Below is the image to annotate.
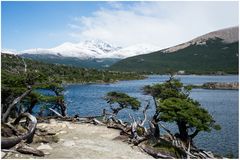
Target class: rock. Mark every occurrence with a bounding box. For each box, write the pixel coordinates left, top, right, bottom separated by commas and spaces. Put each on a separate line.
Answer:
62, 140, 76, 147
202, 82, 239, 90
15, 154, 19, 158
61, 124, 67, 128
33, 135, 59, 143
43, 151, 50, 155
73, 137, 79, 140
37, 143, 53, 150
1, 152, 6, 158
59, 130, 67, 134
49, 119, 57, 125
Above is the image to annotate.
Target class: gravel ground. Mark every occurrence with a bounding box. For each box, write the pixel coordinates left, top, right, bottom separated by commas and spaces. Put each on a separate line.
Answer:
3, 119, 152, 159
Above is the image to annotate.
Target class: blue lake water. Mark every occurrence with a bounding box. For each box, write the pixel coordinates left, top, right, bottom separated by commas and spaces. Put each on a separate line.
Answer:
63, 75, 239, 157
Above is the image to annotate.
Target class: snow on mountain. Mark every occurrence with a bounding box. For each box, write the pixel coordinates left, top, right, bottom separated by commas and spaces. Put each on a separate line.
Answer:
163, 26, 239, 53
19, 40, 159, 59
109, 44, 161, 58
21, 40, 121, 59
1, 48, 18, 55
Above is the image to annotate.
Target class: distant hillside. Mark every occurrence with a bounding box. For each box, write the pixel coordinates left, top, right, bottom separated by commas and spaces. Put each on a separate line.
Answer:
1, 53, 144, 85
110, 27, 239, 74
20, 53, 120, 69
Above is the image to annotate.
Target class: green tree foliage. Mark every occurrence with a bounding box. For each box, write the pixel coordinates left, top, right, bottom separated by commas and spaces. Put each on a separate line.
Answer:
104, 91, 141, 115
144, 76, 220, 142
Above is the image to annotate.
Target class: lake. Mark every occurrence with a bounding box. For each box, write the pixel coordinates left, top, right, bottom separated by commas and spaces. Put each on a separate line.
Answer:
63, 75, 239, 157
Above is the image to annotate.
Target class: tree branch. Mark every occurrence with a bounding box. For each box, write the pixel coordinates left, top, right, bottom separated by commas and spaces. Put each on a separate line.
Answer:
2, 87, 32, 123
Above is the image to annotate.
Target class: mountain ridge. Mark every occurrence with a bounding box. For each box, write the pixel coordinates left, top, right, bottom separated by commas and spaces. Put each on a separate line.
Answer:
163, 26, 238, 53
110, 26, 239, 74
6, 40, 160, 59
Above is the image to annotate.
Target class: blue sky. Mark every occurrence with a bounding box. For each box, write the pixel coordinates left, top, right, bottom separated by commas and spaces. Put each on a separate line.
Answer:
2, 1, 111, 50
1, 1, 239, 51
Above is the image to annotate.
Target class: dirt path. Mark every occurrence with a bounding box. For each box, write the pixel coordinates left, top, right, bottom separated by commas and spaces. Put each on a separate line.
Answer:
5, 119, 152, 159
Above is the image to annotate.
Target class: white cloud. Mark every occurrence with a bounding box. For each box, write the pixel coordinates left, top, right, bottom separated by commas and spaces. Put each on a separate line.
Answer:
68, 1, 238, 49
67, 24, 82, 29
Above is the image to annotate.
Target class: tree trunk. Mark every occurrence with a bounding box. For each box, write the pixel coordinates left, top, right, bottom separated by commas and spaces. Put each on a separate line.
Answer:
27, 99, 38, 114
57, 99, 67, 117
149, 117, 160, 140
177, 121, 188, 142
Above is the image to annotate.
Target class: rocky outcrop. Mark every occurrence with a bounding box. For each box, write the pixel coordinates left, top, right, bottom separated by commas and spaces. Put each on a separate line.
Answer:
202, 82, 239, 90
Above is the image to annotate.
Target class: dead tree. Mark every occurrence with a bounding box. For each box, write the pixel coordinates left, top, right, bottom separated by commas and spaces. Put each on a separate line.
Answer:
2, 87, 32, 123
1, 113, 37, 149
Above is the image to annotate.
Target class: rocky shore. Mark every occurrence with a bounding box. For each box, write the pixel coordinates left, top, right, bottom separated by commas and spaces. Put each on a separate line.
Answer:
190, 82, 239, 90
202, 82, 239, 90
2, 119, 152, 159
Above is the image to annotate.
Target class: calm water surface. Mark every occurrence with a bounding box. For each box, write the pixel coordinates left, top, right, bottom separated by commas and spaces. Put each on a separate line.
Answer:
64, 75, 239, 157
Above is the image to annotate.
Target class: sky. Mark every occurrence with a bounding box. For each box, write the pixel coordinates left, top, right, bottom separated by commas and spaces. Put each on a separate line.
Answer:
1, 1, 239, 51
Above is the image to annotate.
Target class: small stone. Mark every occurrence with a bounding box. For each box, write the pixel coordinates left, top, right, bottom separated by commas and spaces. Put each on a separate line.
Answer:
15, 154, 19, 158
59, 130, 67, 134
37, 143, 53, 150
58, 124, 66, 128
44, 151, 50, 155
73, 137, 79, 140
1, 152, 6, 158
49, 119, 57, 125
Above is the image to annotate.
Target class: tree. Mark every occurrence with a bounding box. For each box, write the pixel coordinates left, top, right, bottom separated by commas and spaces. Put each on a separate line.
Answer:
104, 91, 140, 116
144, 76, 220, 142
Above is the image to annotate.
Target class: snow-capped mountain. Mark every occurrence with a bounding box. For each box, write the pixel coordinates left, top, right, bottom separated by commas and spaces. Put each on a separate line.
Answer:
21, 40, 121, 59
110, 44, 161, 58
1, 48, 18, 55
18, 40, 160, 59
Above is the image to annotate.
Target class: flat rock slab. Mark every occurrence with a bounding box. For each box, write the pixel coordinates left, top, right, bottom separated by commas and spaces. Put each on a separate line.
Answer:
5, 122, 152, 159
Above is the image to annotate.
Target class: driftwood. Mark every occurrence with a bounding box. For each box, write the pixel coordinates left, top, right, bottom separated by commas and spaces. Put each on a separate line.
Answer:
16, 142, 44, 157
139, 144, 175, 159
1, 113, 37, 149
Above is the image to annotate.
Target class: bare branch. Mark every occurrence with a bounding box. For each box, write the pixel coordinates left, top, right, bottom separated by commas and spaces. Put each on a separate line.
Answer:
49, 108, 63, 118
140, 101, 150, 126
2, 88, 32, 123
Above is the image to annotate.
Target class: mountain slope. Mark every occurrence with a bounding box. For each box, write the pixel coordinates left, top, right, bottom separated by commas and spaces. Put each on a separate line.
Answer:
110, 27, 239, 74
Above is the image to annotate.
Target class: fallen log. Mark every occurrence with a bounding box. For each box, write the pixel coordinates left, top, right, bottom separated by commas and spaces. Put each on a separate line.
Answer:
139, 144, 175, 159
16, 142, 44, 157
1, 113, 37, 149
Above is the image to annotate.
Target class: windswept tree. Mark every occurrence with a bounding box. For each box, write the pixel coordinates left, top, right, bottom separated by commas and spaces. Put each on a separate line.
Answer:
144, 76, 220, 143
104, 91, 140, 116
